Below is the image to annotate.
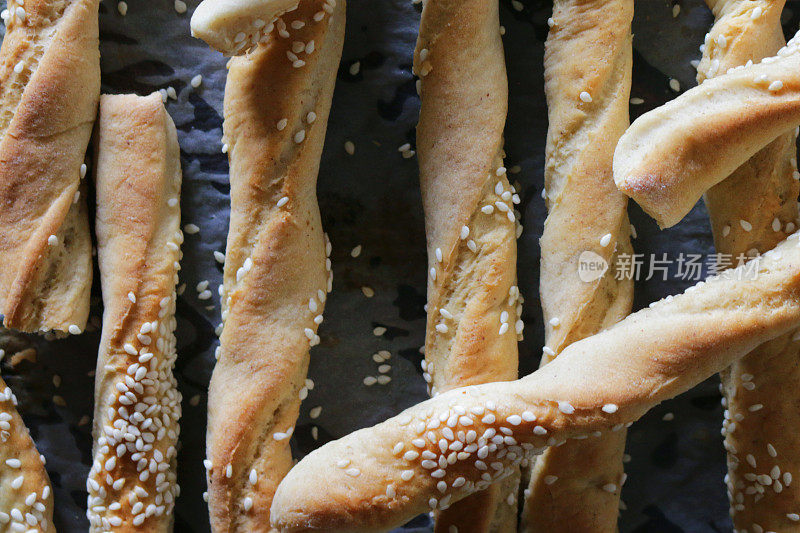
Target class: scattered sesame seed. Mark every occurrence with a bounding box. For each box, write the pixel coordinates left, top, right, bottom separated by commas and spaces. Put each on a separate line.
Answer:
174, 0, 187, 13
117, 1, 127, 15
344, 141, 355, 155
600, 233, 612, 247
579, 91, 592, 103
190, 74, 202, 88
669, 78, 680, 92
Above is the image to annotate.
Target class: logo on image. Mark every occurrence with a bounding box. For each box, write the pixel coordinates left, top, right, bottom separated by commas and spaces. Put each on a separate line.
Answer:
577, 251, 608, 283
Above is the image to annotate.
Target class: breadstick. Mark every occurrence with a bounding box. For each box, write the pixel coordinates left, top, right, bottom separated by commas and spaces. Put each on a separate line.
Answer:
613, 29, 800, 228
697, 2, 800, 530
0, 0, 99, 334
87, 93, 183, 532
201, 1, 344, 530
191, 0, 300, 56
521, 1, 634, 531
414, 0, 520, 529
271, 232, 800, 532
0, 379, 54, 531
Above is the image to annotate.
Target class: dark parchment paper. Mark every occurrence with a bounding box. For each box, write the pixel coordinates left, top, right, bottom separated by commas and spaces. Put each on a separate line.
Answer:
2, 0, 799, 531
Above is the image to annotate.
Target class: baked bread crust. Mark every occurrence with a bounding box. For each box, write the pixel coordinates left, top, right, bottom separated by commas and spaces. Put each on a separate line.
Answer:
271, 232, 800, 532
613, 30, 800, 228
88, 93, 183, 532
697, 2, 800, 530
414, 0, 520, 529
191, 0, 301, 56
204, 1, 344, 530
0, 0, 99, 334
0, 379, 54, 532
521, 1, 634, 531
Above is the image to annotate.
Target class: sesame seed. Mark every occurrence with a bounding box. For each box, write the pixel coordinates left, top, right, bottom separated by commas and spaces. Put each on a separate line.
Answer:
47, 234, 58, 246
662, 412, 674, 421
579, 91, 592, 103
277, 196, 289, 207
542, 346, 555, 356
558, 401, 575, 414
669, 78, 680, 92
769, 80, 784, 91
277, 118, 288, 131
544, 475, 558, 485
600, 233, 612, 247
117, 1, 127, 15
344, 141, 355, 155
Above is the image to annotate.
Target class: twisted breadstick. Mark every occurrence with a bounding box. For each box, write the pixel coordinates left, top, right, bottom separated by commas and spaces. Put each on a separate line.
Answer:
271, 232, 800, 532
191, 0, 300, 56
0, 0, 99, 334
202, 1, 344, 530
0, 379, 53, 531
521, 1, 634, 531
696, 3, 800, 529
614, 29, 800, 228
414, 0, 520, 529
88, 93, 183, 532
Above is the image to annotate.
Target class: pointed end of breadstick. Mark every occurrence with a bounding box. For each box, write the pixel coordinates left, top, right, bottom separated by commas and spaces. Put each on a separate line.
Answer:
190, 0, 299, 55
613, 138, 682, 229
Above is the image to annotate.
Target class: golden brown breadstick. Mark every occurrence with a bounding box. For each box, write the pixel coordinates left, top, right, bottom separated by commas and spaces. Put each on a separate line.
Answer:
271, 231, 800, 532
88, 93, 183, 532
0, 0, 99, 334
521, 1, 634, 531
414, 0, 520, 529
202, 1, 344, 530
697, 2, 800, 530
0, 378, 54, 532
614, 29, 800, 228
191, 0, 300, 56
